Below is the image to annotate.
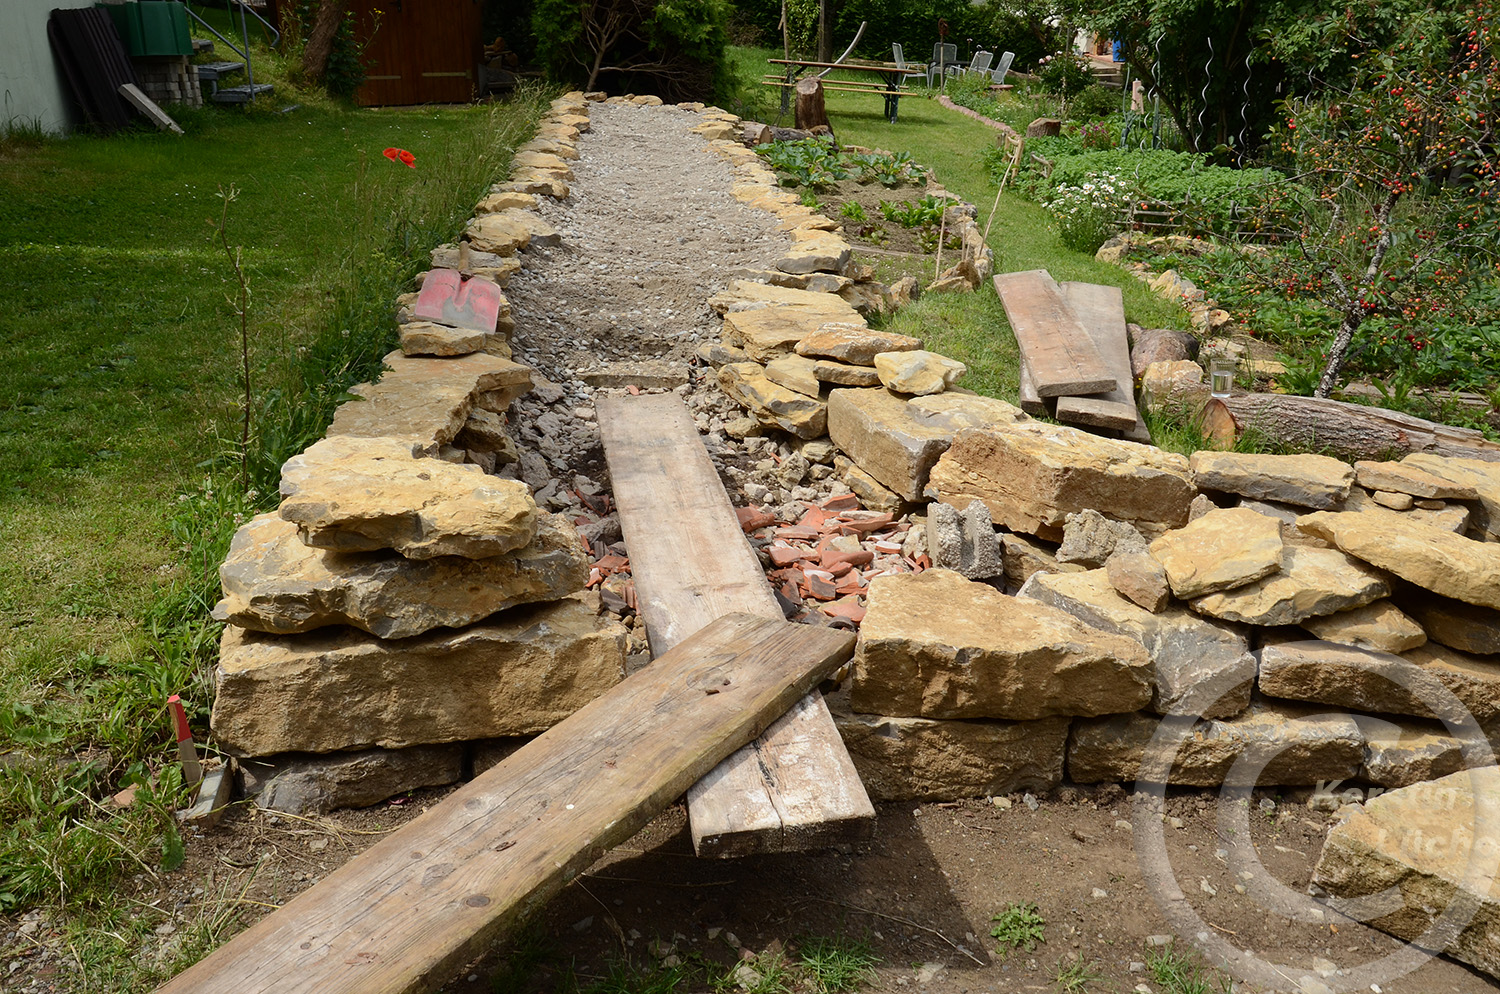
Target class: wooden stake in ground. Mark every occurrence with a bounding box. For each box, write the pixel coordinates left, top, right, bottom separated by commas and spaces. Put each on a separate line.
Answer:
150, 613, 855, 994
982, 133, 1024, 244
794, 77, 830, 132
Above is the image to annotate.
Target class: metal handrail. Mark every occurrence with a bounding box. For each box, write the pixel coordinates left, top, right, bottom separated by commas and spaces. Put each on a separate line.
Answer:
183, 2, 280, 98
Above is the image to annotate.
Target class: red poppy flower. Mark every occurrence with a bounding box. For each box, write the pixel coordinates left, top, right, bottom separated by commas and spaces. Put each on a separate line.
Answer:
383, 147, 416, 168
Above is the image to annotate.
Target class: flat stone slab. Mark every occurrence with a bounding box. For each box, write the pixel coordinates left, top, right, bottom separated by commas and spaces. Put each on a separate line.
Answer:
1191, 451, 1354, 509
1019, 568, 1254, 719
213, 512, 587, 639
795, 325, 922, 365
399, 321, 486, 357
1190, 545, 1389, 626
246, 745, 464, 815
1068, 703, 1365, 786
832, 707, 1069, 801
926, 421, 1195, 541
777, 231, 851, 275
851, 569, 1152, 721
326, 350, 533, 454
812, 359, 881, 387
1312, 767, 1500, 981
905, 394, 1029, 432
212, 594, 626, 757
763, 353, 822, 398
874, 350, 966, 396
1258, 639, 1500, 724
1356, 459, 1478, 500
1299, 508, 1500, 610
464, 210, 556, 255
722, 308, 864, 364
280, 436, 538, 558
1299, 599, 1426, 653
1149, 506, 1284, 599
1403, 452, 1500, 539
717, 362, 826, 439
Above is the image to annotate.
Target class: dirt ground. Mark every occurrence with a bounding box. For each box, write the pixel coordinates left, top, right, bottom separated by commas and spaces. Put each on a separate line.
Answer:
70, 778, 1495, 994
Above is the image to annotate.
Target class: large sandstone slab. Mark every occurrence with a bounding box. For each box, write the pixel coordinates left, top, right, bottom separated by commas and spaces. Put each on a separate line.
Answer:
1020, 568, 1254, 719
1403, 452, 1500, 539
213, 512, 587, 639
1259, 640, 1500, 723
1299, 600, 1426, 653
326, 350, 533, 454
279, 436, 538, 558
1299, 509, 1500, 610
777, 231, 851, 275
826, 388, 955, 502
717, 362, 826, 439
832, 708, 1068, 801
906, 393, 1028, 433
1149, 507, 1284, 599
212, 595, 626, 757
795, 325, 921, 365
1190, 546, 1389, 626
1190, 451, 1353, 509
850, 569, 1152, 720
1312, 768, 1500, 980
464, 210, 561, 254
925, 422, 1196, 541
722, 308, 862, 363
1068, 703, 1364, 786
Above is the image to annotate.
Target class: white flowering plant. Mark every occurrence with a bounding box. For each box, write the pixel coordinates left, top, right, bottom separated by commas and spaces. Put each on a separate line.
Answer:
1043, 170, 1134, 253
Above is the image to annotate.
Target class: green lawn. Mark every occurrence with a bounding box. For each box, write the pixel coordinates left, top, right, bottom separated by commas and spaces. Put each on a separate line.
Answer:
0, 84, 546, 985
727, 45, 1188, 403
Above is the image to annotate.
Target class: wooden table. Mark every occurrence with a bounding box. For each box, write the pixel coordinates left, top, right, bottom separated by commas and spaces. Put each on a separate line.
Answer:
766, 58, 923, 123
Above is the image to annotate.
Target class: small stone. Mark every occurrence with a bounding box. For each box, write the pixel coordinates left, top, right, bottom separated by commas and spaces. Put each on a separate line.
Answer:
1057, 509, 1149, 568
795, 326, 922, 365
399, 320, 486, 357
1299, 600, 1426, 653
763, 353, 823, 398
1105, 550, 1170, 613
1354, 460, 1478, 500
1398, 591, 1500, 655
718, 362, 826, 439
1023, 792, 1040, 811
1141, 360, 1208, 413
249, 745, 463, 815
1091, 888, 1108, 898
812, 359, 881, 387
1371, 490, 1414, 511
873, 350, 967, 396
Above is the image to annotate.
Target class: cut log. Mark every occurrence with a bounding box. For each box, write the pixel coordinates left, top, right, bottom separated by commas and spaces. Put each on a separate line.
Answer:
794, 77, 831, 131
742, 121, 773, 145
1221, 393, 1500, 463
993, 270, 1114, 397
1055, 282, 1150, 442
150, 613, 855, 994
597, 393, 875, 856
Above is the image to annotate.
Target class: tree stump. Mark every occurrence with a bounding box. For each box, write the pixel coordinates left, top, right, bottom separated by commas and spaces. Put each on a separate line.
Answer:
795, 78, 830, 132
1025, 117, 1062, 137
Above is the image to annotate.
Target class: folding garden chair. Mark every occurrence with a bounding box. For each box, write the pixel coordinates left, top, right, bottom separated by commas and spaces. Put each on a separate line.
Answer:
891, 43, 928, 87
991, 51, 1016, 87
927, 42, 957, 86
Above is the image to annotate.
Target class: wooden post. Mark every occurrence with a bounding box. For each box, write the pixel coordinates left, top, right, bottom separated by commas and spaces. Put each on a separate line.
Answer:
794, 77, 830, 131
817, 0, 831, 63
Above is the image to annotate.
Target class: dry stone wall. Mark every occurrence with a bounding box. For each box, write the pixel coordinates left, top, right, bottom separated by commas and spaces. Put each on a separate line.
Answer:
205, 90, 1500, 834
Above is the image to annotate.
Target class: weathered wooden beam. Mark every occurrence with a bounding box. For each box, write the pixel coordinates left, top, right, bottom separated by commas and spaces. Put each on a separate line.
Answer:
598, 393, 875, 856
993, 270, 1114, 398
151, 614, 854, 994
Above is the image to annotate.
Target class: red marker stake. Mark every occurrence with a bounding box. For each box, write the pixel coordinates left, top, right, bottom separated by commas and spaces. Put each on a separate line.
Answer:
167, 695, 203, 786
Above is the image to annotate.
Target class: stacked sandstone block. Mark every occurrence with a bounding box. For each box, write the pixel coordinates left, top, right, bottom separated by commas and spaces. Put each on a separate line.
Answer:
209, 94, 628, 814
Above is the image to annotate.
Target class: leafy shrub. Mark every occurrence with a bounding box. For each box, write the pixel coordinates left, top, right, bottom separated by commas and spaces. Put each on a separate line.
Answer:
1045, 171, 1132, 253
1070, 84, 1119, 119
1036, 50, 1094, 100
880, 195, 947, 228
839, 200, 868, 222
756, 139, 925, 190
1078, 120, 1116, 150
991, 902, 1046, 954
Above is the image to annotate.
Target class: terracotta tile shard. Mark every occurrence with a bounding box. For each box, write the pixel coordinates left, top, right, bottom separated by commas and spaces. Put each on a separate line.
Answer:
736, 506, 776, 532
821, 549, 875, 569
769, 546, 810, 567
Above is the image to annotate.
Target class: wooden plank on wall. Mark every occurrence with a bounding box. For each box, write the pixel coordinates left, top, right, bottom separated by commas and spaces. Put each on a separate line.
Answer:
993, 270, 1114, 397
1057, 281, 1151, 443
152, 613, 855, 994
598, 393, 875, 856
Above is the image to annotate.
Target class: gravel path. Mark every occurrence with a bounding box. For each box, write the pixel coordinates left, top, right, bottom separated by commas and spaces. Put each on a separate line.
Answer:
507, 101, 791, 382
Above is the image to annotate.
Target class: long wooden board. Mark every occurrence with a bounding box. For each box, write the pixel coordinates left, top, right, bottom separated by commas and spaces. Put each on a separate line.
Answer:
598, 393, 875, 857
993, 270, 1115, 397
1056, 282, 1151, 442
153, 614, 854, 994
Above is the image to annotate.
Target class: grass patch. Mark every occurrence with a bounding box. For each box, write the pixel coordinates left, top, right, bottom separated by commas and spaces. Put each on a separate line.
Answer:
727, 46, 1189, 407
797, 934, 880, 993
1145, 942, 1232, 994
0, 71, 548, 986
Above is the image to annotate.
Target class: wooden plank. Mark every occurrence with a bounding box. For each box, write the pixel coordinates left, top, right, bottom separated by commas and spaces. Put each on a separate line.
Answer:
153, 614, 854, 994
1057, 281, 1151, 443
992, 270, 1114, 397
1054, 394, 1137, 430
598, 393, 875, 856
1016, 360, 1051, 417
118, 82, 183, 134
